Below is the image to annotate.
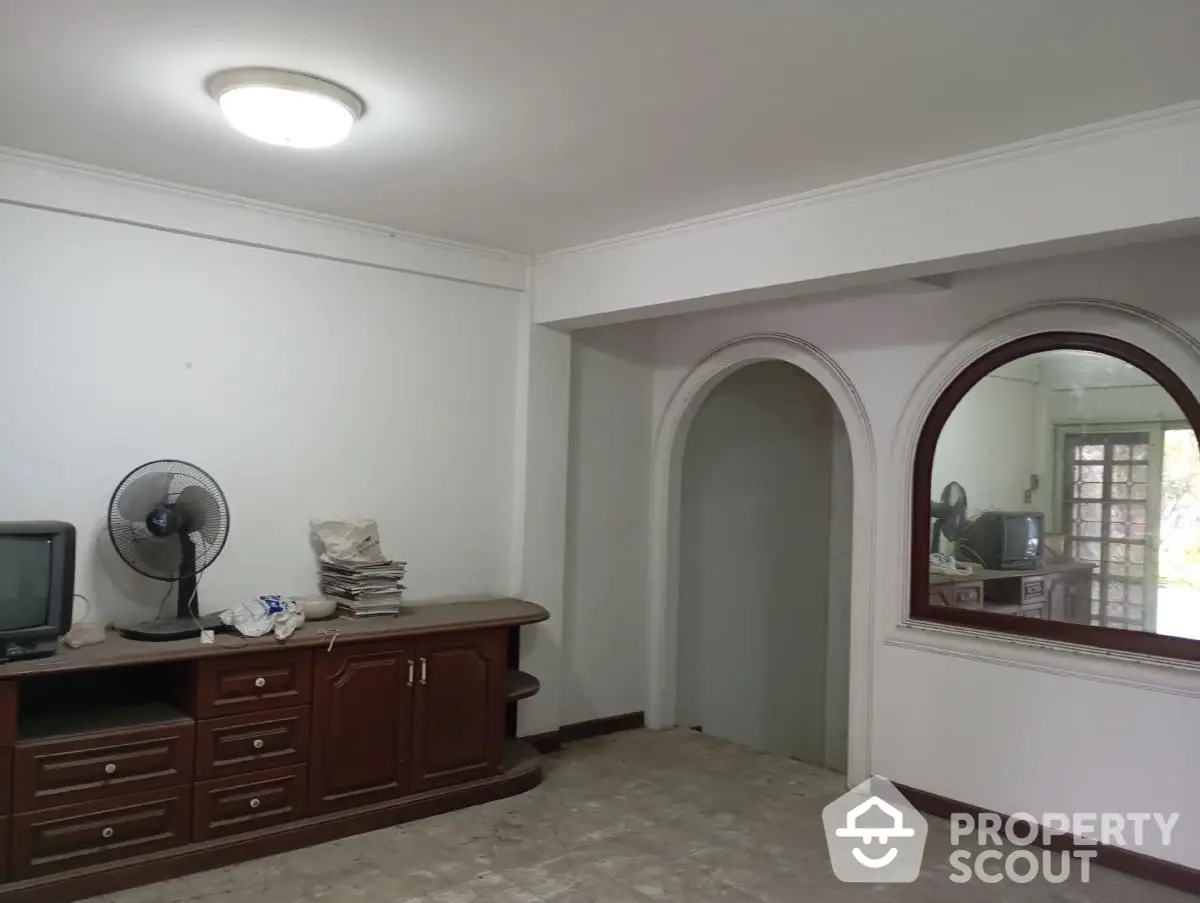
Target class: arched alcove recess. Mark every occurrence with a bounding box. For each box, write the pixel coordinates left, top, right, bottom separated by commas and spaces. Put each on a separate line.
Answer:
887, 299, 1200, 659
648, 334, 876, 785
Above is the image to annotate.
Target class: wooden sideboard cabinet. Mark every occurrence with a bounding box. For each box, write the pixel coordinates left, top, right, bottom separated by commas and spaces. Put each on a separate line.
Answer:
929, 562, 1094, 621
0, 597, 548, 903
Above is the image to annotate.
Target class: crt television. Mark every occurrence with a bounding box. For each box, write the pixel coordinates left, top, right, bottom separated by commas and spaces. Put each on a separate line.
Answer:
956, 511, 1044, 570
0, 521, 75, 661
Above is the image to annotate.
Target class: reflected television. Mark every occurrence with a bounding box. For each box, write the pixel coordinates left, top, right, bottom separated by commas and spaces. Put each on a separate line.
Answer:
956, 511, 1044, 570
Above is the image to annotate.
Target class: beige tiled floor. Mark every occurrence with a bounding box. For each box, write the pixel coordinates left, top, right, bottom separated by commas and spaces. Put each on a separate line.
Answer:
90, 729, 1193, 902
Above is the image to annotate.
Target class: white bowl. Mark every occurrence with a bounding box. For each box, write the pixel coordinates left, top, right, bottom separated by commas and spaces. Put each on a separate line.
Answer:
294, 595, 338, 620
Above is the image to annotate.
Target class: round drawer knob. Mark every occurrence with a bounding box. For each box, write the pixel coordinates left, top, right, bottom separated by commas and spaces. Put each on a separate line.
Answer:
254, 677, 266, 688
104, 763, 116, 775
102, 827, 114, 840
252, 738, 265, 750
249, 798, 261, 809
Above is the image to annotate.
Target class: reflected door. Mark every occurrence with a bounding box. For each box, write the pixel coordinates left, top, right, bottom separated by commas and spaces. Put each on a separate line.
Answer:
1061, 431, 1160, 631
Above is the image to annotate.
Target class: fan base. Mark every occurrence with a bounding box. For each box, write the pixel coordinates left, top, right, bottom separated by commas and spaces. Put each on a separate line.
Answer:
119, 614, 225, 643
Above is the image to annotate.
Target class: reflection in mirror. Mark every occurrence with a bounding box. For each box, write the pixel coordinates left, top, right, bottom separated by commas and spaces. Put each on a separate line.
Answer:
927, 347, 1200, 641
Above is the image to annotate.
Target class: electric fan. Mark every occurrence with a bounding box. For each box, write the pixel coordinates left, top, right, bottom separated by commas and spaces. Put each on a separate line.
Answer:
108, 460, 230, 641
930, 480, 969, 554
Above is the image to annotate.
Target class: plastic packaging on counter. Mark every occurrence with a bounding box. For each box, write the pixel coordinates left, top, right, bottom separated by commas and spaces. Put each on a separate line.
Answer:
220, 595, 306, 641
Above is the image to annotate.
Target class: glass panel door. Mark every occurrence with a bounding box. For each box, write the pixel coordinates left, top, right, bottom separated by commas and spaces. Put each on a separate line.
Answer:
1061, 431, 1160, 630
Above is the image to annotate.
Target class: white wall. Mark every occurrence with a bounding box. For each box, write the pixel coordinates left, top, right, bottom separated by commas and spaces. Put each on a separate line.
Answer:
0, 203, 522, 628
562, 236, 1200, 868
675, 361, 843, 767
561, 323, 654, 725
931, 371, 1040, 522
511, 314, 572, 736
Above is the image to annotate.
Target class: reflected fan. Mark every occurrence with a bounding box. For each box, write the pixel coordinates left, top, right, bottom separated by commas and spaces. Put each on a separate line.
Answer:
931, 481, 969, 554
107, 460, 230, 641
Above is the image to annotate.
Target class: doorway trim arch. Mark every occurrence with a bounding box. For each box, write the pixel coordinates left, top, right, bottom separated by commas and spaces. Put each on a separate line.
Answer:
648, 333, 875, 784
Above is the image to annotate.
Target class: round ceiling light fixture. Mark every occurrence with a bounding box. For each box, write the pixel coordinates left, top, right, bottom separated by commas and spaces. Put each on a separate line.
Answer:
207, 68, 365, 149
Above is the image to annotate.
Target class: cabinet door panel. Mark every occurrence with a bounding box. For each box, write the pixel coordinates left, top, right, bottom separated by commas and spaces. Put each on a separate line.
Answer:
412, 630, 505, 791
310, 640, 412, 812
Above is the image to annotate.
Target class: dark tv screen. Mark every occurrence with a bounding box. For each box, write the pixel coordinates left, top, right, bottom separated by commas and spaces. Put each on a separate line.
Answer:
1005, 516, 1041, 560
0, 536, 53, 631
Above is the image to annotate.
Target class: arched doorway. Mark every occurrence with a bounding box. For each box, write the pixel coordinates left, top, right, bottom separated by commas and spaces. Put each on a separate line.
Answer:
648, 335, 875, 784
676, 360, 851, 769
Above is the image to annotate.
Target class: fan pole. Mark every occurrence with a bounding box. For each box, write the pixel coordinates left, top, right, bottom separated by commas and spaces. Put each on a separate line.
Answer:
177, 534, 197, 620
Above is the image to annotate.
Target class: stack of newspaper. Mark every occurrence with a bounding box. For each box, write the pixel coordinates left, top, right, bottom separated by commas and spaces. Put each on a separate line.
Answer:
318, 558, 407, 618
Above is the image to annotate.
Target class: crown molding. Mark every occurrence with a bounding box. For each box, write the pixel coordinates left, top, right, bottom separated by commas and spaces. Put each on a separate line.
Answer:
532, 100, 1200, 325
535, 100, 1200, 263
0, 145, 528, 291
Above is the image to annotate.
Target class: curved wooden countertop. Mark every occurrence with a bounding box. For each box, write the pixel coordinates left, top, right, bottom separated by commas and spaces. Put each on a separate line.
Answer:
928, 560, 1095, 586
0, 597, 549, 677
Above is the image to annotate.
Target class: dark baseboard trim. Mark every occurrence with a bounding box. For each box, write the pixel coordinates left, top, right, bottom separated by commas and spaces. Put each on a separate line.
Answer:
521, 711, 645, 755
560, 711, 644, 743
896, 783, 1200, 895
523, 731, 561, 754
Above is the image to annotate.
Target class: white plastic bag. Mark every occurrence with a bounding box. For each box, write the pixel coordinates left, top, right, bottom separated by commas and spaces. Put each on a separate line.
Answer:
310, 518, 385, 563
220, 595, 306, 641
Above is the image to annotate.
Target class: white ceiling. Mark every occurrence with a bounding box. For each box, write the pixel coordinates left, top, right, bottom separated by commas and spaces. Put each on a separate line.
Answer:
2, 1, 1198, 254
993, 352, 1158, 390
1038, 351, 1159, 391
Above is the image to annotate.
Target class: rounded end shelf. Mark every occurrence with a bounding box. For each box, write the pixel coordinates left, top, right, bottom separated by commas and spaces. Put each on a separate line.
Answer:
505, 670, 540, 703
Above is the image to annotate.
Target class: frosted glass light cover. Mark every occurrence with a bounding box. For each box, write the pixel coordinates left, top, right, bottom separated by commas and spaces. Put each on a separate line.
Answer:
217, 84, 356, 149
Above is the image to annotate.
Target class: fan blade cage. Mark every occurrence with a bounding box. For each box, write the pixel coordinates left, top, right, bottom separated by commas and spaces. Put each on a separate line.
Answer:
108, 460, 230, 580
930, 481, 970, 546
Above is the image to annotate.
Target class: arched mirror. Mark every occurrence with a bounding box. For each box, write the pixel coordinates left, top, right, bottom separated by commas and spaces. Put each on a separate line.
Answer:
911, 332, 1200, 661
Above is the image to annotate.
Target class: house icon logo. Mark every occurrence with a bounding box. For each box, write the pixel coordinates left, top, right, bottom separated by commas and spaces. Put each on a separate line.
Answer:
822, 776, 928, 882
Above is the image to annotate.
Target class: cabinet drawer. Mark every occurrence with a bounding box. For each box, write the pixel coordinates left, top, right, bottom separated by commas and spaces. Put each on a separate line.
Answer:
195, 707, 310, 779
953, 582, 984, 609
11, 787, 189, 880
193, 765, 306, 841
1021, 576, 1047, 604
1021, 603, 1047, 619
194, 650, 313, 718
14, 722, 194, 813
927, 587, 951, 606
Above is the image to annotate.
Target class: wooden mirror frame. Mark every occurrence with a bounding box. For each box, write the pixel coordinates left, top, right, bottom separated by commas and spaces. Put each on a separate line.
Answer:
910, 331, 1200, 662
